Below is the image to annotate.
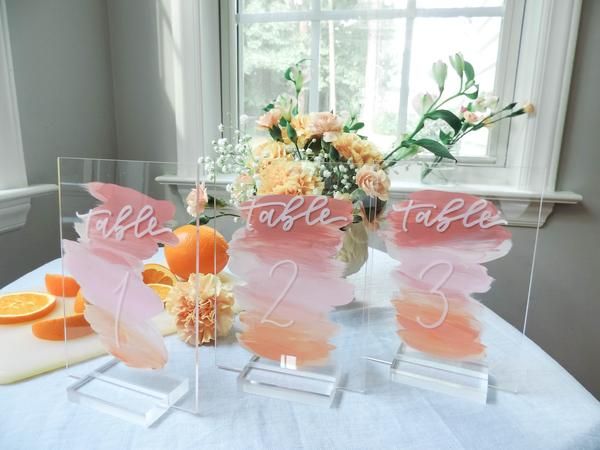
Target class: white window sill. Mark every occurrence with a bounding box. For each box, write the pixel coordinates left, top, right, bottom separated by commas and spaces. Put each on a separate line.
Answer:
0, 184, 57, 233
156, 175, 581, 228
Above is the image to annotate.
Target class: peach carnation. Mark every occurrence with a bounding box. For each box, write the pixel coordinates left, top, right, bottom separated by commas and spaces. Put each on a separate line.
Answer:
332, 133, 383, 166
257, 160, 324, 196
308, 112, 343, 142
284, 114, 312, 147
165, 273, 235, 345
256, 109, 282, 130
252, 140, 290, 161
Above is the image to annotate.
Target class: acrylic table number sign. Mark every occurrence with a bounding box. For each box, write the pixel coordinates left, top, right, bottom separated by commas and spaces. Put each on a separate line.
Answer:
368, 187, 542, 404
58, 158, 201, 426
216, 193, 369, 406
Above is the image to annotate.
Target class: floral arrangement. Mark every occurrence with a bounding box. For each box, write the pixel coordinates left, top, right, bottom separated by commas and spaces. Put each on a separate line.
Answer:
204, 53, 533, 227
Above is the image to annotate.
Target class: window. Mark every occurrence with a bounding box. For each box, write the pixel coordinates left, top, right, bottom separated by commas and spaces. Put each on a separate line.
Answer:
168, 0, 582, 226
234, 0, 519, 162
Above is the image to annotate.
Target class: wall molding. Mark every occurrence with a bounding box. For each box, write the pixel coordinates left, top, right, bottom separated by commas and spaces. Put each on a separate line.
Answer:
0, 185, 57, 233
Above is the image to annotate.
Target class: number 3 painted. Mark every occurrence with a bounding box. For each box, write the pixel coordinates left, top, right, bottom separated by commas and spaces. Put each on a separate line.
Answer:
260, 259, 298, 328
416, 261, 454, 329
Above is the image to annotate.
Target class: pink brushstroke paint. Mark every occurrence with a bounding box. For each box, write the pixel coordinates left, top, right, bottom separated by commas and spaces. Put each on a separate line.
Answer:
228, 195, 354, 366
381, 190, 512, 360
63, 182, 176, 369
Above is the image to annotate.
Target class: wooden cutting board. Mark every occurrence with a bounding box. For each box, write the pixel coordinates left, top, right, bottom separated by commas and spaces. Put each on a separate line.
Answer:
0, 257, 176, 384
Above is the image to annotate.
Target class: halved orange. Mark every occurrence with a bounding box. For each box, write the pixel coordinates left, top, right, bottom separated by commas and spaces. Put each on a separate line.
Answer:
148, 283, 172, 302
74, 290, 86, 314
0, 292, 56, 324
45, 274, 80, 297
32, 313, 93, 341
142, 263, 177, 286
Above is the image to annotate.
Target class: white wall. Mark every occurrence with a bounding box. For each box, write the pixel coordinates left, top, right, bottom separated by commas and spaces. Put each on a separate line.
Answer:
0, 0, 117, 285
512, 0, 600, 398
107, 0, 177, 163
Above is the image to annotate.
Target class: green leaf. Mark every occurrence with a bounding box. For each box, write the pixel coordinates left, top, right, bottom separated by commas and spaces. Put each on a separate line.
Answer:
464, 61, 475, 82
329, 147, 340, 161
351, 121, 365, 131
206, 195, 228, 208
501, 102, 517, 112
286, 123, 297, 143
425, 109, 461, 134
412, 138, 457, 161
279, 117, 288, 127
284, 67, 293, 81
439, 130, 451, 144
464, 84, 479, 100
263, 103, 274, 112
269, 126, 282, 141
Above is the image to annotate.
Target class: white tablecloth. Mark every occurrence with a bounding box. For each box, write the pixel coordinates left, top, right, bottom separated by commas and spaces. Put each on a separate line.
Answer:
1, 254, 599, 450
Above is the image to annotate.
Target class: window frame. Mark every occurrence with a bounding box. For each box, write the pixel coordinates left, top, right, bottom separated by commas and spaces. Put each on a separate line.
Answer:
173, 0, 583, 226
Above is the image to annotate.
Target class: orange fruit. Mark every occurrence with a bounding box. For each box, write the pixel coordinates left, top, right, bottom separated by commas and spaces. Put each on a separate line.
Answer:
148, 283, 172, 302
32, 313, 92, 341
45, 274, 80, 297
0, 292, 56, 324
164, 225, 229, 279
142, 264, 177, 286
74, 290, 86, 314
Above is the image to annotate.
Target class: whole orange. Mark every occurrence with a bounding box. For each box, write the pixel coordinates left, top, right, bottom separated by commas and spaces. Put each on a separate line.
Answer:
164, 225, 229, 279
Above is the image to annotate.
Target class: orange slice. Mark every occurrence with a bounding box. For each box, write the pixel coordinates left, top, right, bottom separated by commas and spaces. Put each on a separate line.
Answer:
0, 292, 56, 324
142, 264, 177, 286
74, 290, 86, 314
45, 274, 80, 297
148, 283, 172, 302
32, 313, 93, 341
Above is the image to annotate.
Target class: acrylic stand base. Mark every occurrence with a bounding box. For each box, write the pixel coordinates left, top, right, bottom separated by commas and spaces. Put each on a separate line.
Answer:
390, 344, 489, 404
67, 359, 189, 427
238, 355, 339, 407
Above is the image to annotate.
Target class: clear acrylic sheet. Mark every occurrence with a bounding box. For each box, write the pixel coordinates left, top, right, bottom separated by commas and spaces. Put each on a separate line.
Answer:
364, 162, 547, 403
58, 158, 202, 426
210, 161, 371, 406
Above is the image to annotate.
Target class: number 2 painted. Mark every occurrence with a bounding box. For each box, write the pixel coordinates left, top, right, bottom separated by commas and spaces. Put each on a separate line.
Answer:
260, 259, 298, 328
416, 261, 454, 329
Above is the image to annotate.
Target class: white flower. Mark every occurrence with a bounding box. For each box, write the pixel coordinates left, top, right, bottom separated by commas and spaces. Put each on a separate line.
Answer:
473, 92, 499, 112
432, 60, 447, 90
412, 92, 435, 115
449, 52, 465, 76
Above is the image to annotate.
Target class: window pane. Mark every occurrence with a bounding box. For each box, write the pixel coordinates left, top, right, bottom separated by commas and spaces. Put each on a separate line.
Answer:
319, 19, 405, 150
416, 0, 503, 8
322, 0, 408, 9
240, 21, 311, 118
241, 0, 310, 13
408, 16, 502, 157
